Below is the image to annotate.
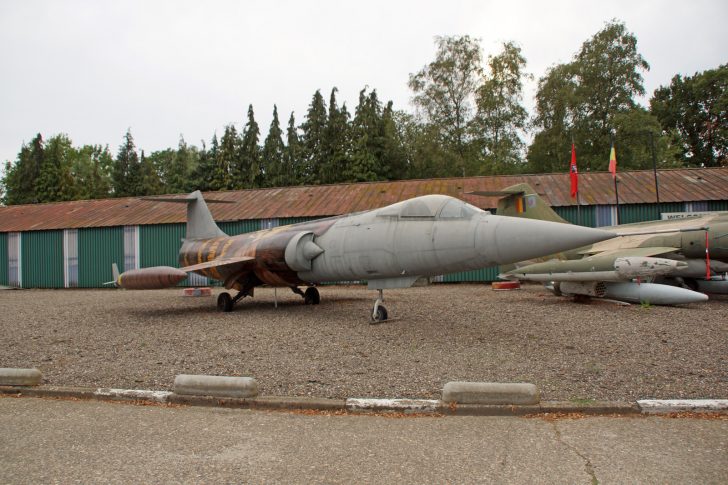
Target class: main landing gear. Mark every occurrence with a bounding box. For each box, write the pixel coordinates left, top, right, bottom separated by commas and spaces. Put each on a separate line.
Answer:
291, 286, 320, 305
370, 289, 388, 324
217, 288, 253, 312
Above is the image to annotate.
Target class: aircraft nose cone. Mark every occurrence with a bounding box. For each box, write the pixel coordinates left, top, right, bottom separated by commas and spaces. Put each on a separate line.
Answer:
480, 216, 616, 264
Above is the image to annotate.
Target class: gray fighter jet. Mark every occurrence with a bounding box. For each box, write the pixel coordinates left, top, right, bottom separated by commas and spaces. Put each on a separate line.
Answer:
112, 191, 615, 322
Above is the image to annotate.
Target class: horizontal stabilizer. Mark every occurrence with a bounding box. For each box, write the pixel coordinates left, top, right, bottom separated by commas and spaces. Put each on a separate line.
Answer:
180, 256, 255, 273
466, 189, 525, 197
140, 190, 228, 240
141, 194, 235, 204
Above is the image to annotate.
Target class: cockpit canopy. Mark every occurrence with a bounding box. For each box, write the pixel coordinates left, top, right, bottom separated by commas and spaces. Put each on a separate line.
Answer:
376, 195, 485, 220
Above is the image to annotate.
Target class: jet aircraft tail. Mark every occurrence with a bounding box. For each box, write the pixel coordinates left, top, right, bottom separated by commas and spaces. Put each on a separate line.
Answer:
491, 183, 569, 223
143, 190, 231, 240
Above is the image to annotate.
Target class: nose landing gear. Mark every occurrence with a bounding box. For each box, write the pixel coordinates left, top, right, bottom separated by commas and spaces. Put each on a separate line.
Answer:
370, 289, 388, 324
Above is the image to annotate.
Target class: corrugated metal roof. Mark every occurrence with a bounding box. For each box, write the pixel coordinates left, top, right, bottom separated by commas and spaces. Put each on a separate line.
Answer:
1, 168, 727, 232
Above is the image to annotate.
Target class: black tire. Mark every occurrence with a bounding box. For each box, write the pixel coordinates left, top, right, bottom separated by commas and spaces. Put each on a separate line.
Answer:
217, 292, 234, 312
304, 287, 320, 305
370, 305, 388, 324
683, 278, 699, 291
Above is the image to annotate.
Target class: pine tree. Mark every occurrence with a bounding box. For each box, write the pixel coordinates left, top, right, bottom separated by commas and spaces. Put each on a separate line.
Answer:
262, 105, 286, 187
381, 102, 408, 180
36, 134, 76, 202
139, 150, 163, 195
208, 133, 229, 190
300, 90, 327, 184
113, 129, 141, 196
236, 104, 262, 188
1, 133, 44, 204
349, 88, 384, 182
191, 139, 216, 191
218, 126, 238, 190
284, 112, 302, 185
168, 135, 192, 193
321, 88, 351, 184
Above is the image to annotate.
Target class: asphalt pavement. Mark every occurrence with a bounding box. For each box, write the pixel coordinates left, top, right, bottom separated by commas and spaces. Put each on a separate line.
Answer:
1, 397, 726, 484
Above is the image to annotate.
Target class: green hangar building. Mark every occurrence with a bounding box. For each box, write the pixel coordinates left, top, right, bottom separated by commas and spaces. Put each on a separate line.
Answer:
1, 167, 727, 288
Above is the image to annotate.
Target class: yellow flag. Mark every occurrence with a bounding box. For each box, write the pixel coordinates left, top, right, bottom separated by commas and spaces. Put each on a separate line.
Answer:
608, 145, 617, 178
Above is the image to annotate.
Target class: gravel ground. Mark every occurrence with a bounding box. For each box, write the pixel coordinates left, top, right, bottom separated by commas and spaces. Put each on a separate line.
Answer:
1, 284, 726, 401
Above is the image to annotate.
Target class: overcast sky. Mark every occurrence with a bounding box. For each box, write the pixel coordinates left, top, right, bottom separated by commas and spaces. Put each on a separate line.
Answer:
1, 0, 726, 167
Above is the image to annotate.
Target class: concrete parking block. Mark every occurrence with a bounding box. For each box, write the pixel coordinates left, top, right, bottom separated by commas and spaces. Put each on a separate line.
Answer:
442, 382, 539, 405
0, 368, 42, 386
173, 375, 258, 398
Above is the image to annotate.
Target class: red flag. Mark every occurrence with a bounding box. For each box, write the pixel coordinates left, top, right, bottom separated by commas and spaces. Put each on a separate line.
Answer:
706, 231, 711, 280
570, 143, 578, 198
608, 145, 617, 179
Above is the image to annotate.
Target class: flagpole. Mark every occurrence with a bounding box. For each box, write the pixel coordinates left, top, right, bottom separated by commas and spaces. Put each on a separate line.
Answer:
613, 173, 620, 225
577, 190, 581, 226
649, 131, 661, 219
574, 138, 581, 226
570, 139, 581, 225
610, 132, 620, 225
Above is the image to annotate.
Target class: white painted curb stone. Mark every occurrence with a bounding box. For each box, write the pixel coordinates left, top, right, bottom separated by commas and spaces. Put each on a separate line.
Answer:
637, 399, 728, 413
346, 398, 440, 412
95, 388, 173, 403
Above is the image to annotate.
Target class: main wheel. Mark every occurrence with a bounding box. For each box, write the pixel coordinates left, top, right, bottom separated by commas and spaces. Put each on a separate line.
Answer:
370, 305, 388, 324
304, 287, 320, 305
217, 292, 234, 312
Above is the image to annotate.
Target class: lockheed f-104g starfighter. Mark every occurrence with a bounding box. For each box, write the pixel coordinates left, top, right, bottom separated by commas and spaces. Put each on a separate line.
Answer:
112, 190, 615, 322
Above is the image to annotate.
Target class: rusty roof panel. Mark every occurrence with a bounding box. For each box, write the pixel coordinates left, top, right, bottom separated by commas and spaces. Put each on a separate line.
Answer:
1, 168, 727, 232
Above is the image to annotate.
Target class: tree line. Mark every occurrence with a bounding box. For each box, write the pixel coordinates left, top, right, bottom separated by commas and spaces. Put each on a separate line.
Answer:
2, 20, 725, 205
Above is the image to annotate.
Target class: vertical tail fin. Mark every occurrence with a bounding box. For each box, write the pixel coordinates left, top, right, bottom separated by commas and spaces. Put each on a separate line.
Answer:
143, 190, 230, 240
495, 183, 569, 224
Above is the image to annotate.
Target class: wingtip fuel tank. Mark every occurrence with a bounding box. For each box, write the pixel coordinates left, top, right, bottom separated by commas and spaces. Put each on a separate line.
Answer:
116, 266, 188, 289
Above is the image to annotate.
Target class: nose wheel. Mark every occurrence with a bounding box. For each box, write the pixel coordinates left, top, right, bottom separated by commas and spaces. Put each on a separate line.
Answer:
370, 289, 388, 324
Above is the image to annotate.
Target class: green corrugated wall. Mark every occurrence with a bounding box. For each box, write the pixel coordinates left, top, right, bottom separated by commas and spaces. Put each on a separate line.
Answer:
218, 220, 260, 235
617, 203, 685, 224
708, 201, 728, 211
443, 266, 501, 282
140, 224, 186, 268
78, 227, 124, 287
554, 206, 596, 227
21, 230, 64, 288
279, 217, 324, 226
0, 233, 7, 286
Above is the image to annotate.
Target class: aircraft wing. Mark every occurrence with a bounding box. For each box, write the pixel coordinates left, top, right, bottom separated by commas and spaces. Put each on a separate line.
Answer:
179, 256, 255, 273
577, 246, 679, 257
503, 246, 684, 283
